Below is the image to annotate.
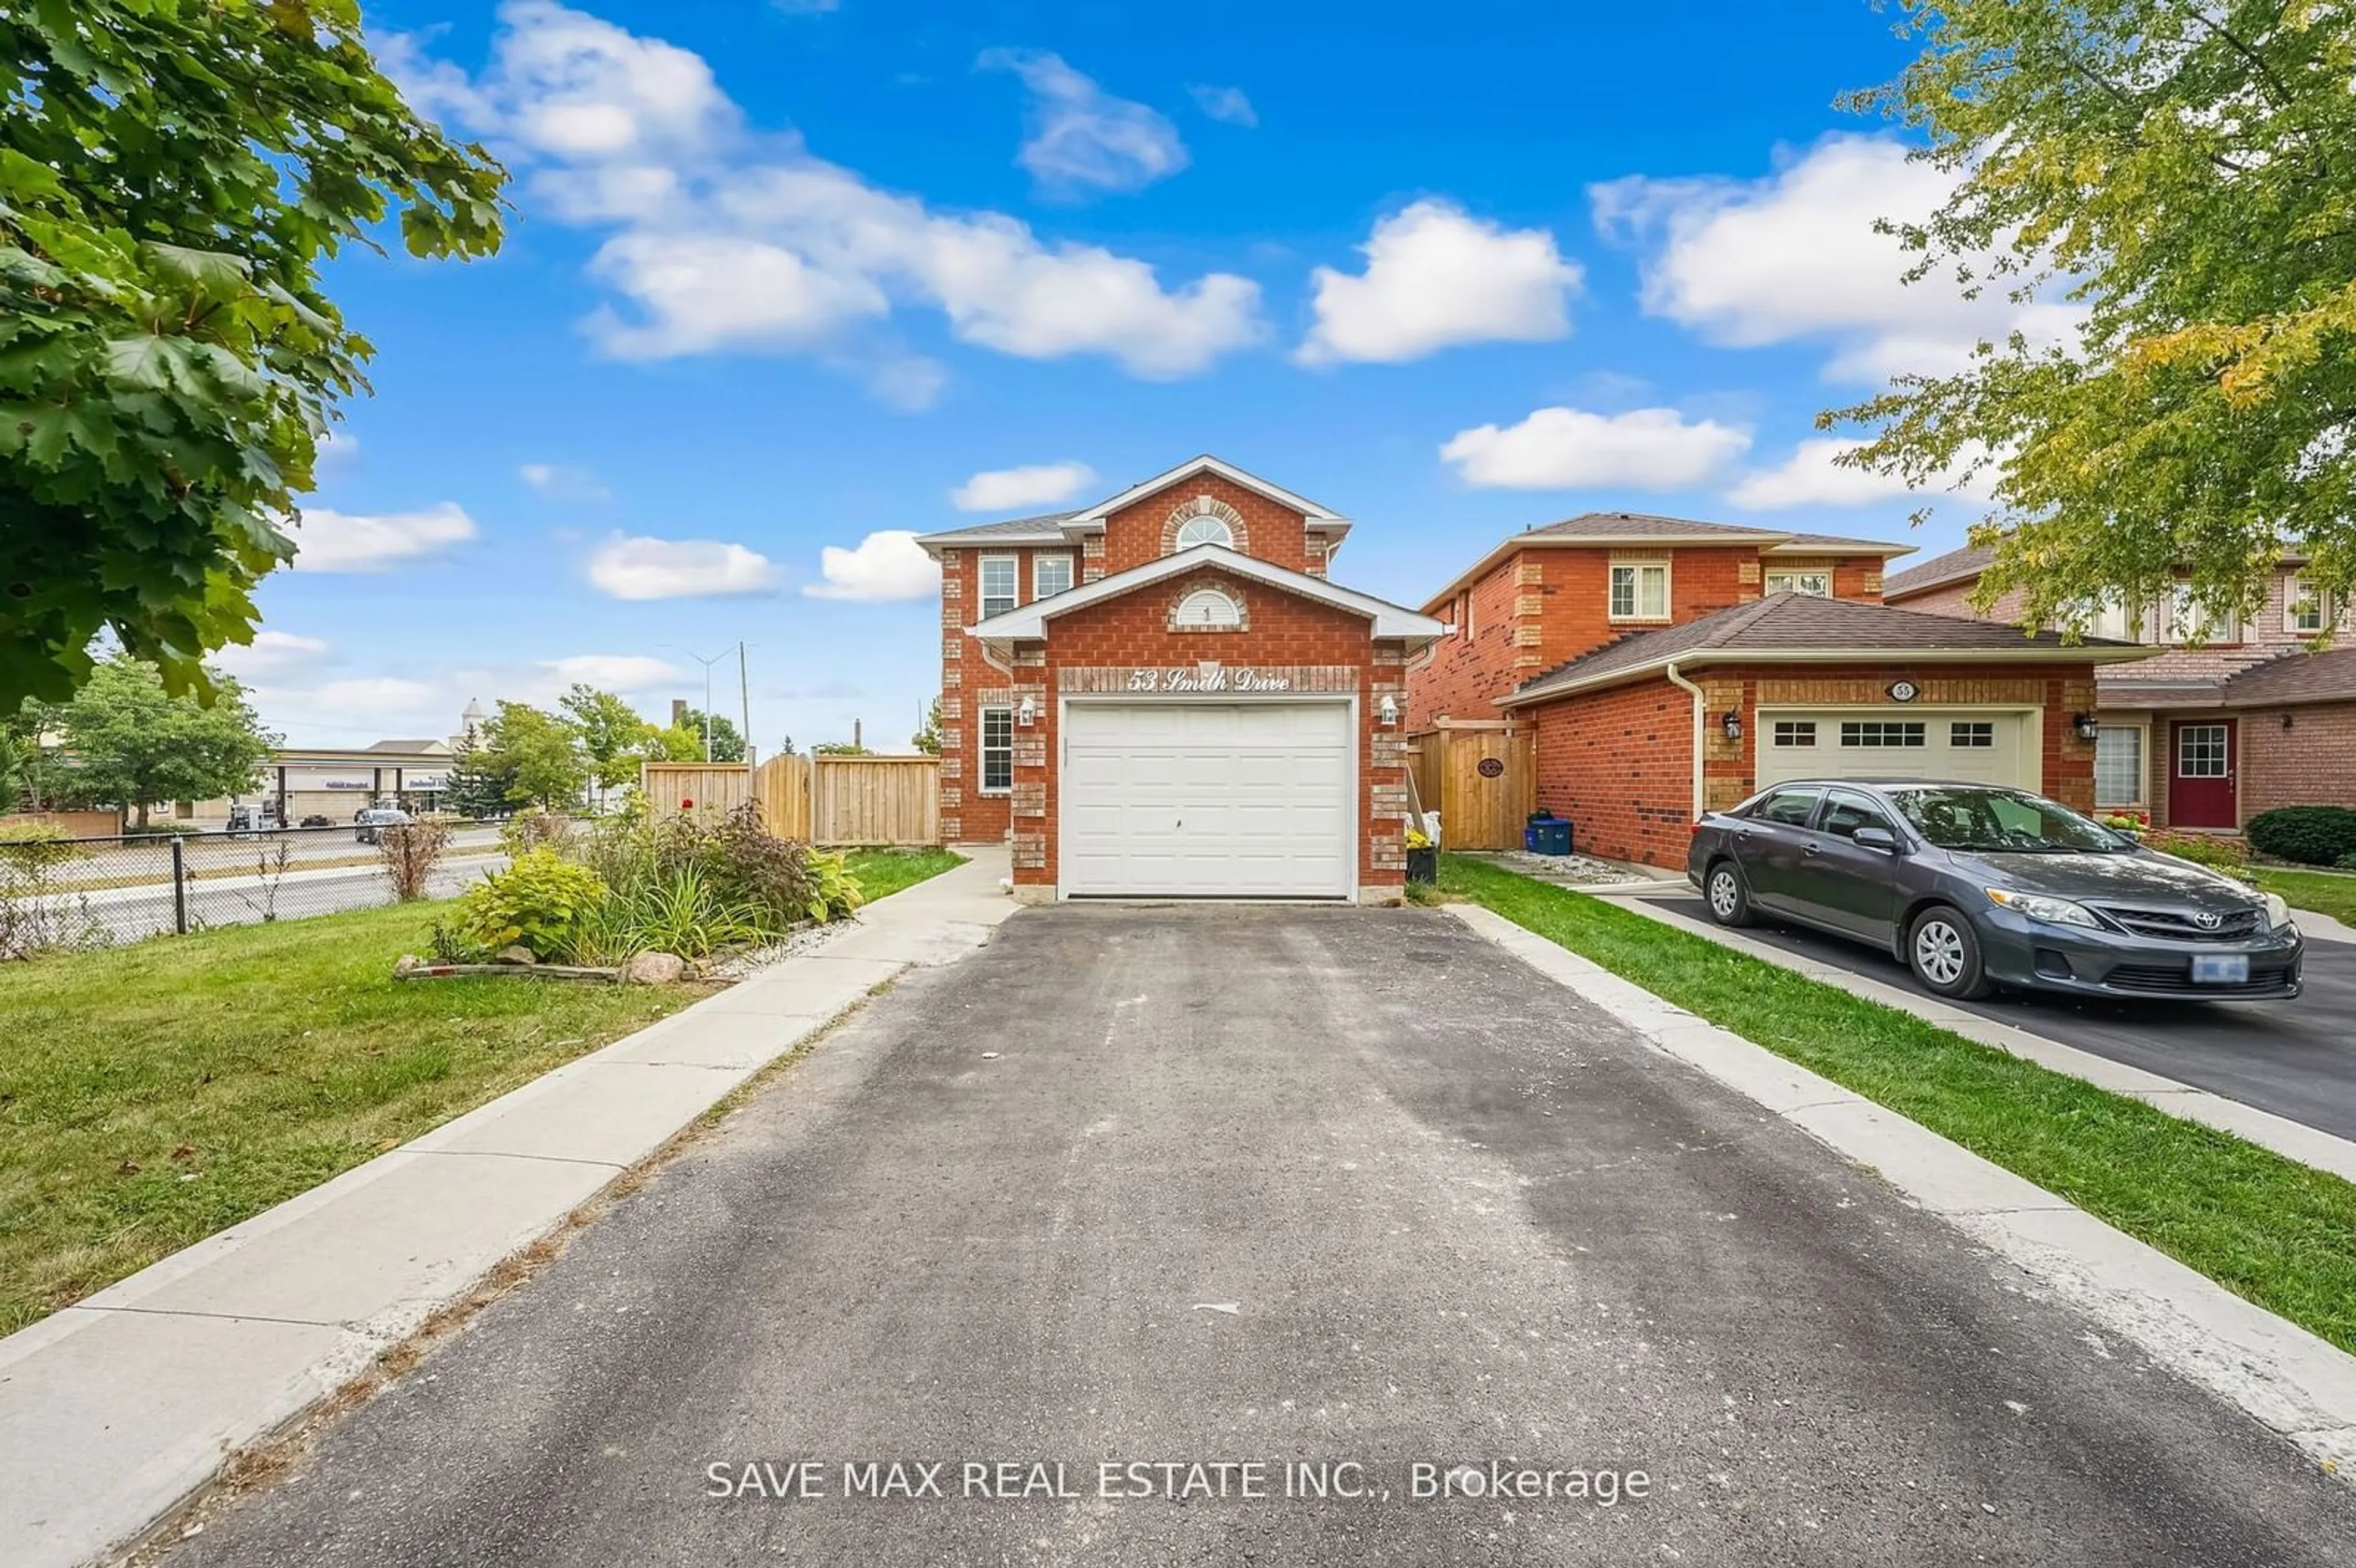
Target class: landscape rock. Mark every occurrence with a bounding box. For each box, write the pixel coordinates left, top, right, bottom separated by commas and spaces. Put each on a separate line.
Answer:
496, 945, 539, 966
621, 951, 686, 986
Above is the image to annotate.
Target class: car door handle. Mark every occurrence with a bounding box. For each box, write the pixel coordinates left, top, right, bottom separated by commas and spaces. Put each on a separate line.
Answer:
1801, 842, 1822, 856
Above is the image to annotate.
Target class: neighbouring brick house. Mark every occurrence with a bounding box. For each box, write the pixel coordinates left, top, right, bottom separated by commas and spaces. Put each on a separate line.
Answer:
1407, 514, 2146, 870
1887, 543, 2356, 831
915, 455, 1443, 902
1412, 512, 1917, 724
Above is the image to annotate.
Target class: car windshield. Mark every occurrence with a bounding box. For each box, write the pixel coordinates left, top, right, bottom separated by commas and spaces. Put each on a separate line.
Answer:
1882, 786, 2129, 854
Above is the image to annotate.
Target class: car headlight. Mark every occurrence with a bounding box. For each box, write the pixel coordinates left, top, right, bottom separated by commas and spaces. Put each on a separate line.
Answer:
2262, 892, 2297, 933
1985, 888, 2102, 929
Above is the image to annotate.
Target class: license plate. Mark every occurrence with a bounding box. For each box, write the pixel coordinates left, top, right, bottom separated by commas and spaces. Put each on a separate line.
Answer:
2192, 954, 2250, 985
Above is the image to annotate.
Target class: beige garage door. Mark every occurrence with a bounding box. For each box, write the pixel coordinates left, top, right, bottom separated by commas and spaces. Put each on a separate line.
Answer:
1754, 709, 2040, 792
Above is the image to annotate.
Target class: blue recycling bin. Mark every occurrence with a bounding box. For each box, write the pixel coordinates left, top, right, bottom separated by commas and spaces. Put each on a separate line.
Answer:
1524, 815, 1573, 856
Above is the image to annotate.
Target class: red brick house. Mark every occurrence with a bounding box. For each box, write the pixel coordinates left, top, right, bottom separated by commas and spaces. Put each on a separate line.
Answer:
916, 456, 1444, 902
1408, 514, 2146, 870
1413, 512, 1918, 724
1887, 544, 2356, 830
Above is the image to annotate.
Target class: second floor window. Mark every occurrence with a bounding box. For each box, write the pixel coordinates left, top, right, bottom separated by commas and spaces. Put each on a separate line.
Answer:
1034, 555, 1074, 600
2288, 575, 2335, 635
979, 556, 1017, 618
2160, 583, 2238, 645
1174, 516, 1234, 549
1609, 563, 1669, 620
1765, 570, 1832, 597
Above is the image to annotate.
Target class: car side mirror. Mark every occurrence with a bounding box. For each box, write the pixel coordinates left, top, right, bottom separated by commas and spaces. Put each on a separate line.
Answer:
1852, 826, 1900, 854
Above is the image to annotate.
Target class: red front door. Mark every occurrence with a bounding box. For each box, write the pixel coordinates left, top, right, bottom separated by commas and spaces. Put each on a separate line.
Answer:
2170, 720, 2238, 828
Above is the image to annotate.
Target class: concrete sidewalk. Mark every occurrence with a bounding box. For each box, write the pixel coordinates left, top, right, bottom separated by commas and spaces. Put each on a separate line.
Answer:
0, 848, 1015, 1568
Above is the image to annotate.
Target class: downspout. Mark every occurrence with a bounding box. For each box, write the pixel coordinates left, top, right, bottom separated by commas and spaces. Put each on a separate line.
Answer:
1663, 661, 1706, 823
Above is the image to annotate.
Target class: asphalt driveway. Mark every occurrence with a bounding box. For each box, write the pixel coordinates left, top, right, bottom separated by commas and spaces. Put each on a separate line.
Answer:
1630, 888, 2356, 1143
163, 906, 2355, 1567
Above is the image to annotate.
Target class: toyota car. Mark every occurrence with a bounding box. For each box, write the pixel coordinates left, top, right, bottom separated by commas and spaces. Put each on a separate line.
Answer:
1687, 780, 2302, 1001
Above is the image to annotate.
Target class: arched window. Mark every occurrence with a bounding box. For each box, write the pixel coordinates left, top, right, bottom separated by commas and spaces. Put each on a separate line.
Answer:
1174, 515, 1234, 550
1173, 588, 1243, 629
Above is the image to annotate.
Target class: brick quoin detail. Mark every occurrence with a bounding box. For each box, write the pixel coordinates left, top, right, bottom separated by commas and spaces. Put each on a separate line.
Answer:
1012, 569, 1405, 894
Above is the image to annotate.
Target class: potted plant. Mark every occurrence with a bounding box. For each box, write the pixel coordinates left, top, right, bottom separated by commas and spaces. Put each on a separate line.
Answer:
1406, 824, 1438, 885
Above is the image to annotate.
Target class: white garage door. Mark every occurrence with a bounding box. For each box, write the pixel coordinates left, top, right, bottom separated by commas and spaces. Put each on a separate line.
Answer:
1754, 709, 2040, 791
1061, 701, 1353, 898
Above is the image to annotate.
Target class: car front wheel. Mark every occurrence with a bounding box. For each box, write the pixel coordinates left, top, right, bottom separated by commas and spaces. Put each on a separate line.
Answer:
1908, 906, 1993, 999
1704, 859, 1754, 928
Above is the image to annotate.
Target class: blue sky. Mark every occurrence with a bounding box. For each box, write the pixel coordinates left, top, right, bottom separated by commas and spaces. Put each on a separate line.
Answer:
235, 0, 2049, 751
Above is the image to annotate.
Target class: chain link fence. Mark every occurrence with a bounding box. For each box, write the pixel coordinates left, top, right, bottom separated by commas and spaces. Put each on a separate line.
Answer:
0, 824, 509, 957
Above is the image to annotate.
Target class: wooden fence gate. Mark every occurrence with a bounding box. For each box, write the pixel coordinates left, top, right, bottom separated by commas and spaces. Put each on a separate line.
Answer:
1406, 721, 1534, 851
639, 756, 939, 847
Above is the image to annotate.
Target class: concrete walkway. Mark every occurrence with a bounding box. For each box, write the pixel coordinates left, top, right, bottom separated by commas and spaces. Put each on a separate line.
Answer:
0, 848, 1014, 1568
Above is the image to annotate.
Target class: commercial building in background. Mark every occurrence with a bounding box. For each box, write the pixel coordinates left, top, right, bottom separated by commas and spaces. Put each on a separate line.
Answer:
177, 702, 486, 826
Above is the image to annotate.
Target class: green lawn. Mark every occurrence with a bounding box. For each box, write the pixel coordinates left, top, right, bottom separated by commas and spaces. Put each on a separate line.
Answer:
847, 847, 966, 902
1435, 853, 2356, 1356
2253, 867, 2356, 928
0, 847, 962, 1333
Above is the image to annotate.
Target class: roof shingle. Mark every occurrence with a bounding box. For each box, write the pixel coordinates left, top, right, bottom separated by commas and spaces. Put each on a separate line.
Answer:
1505, 592, 2141, 705
1882, 539, 1998, 599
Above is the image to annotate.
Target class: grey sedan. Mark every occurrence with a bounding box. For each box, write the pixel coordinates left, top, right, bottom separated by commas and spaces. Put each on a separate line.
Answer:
1687, 780, 2303, 1001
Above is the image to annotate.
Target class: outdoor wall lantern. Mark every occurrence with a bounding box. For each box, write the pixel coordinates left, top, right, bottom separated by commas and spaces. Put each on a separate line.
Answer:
1016, 697, 1037, 726
2073, 712, 2101, 742
1378, 694, 1400, 727
1720, 709, 1744, 743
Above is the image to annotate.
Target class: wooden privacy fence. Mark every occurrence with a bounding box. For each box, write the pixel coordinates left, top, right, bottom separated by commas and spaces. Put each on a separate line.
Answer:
639, 756, 939, 847
1406, 721, 1534, 851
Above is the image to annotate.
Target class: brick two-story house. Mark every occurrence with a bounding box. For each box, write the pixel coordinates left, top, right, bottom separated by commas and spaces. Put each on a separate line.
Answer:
1887, 544, 2356, 831
915, 456, 1444, 902
1409, 514, 2146, 869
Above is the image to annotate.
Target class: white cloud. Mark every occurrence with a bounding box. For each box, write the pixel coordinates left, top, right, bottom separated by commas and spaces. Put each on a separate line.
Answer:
399, 6, 1263, 386
1440, 406, 1752, 491
1727, 436, 2001, 511
542, 653, 679, 690
950, 462, 1096, 512
518, 461, 610, 500
979, 49, 1188, 196
1188, 84, 1257, 128
803, 530, 939, 602
1298, 201, 1582, 366
288, 502, 477, 572
1592, 136, 2082, 383
214, 631, 332, 680
587, 535, 779, 599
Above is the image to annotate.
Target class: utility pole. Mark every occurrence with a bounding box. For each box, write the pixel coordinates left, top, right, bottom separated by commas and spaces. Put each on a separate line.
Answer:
737, 642, 753, 769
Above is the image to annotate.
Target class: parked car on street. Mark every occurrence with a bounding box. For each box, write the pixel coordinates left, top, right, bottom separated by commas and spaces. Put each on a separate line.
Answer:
353, 807, 413, 845
1688, 779, 2302, 1001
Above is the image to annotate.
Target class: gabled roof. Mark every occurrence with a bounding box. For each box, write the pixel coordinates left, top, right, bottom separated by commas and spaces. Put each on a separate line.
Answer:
1500, 593, 2150, 707
964, 543, 1442, 644
1419, 511, 1913, 612
1063, 455, 1349, 533
364, 739, 450, 755
1882, 540, 1998, 601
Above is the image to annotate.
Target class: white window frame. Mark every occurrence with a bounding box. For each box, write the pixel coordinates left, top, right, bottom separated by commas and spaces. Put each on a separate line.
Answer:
1771, 720, 1817, 748
1949, 720, 1996, 749
2095, 723, 2146, 809
1033, 553, 1074, 601
1839, 720, 1927, 748
979, 705, 1014, 794
979, 556, 1018, 620
2287, 574, 2333, 636
1608, 561, 1671, 622
1173, 516, 1234, 550
1765, 570, 1833, 598
2160, 583, 2239, 645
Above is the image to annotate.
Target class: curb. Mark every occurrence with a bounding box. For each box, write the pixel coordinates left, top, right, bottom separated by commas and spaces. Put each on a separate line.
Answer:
1610, 891, 2356, 1184
0, 853, 1017, 1568
1446, 902, 2356, 1483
